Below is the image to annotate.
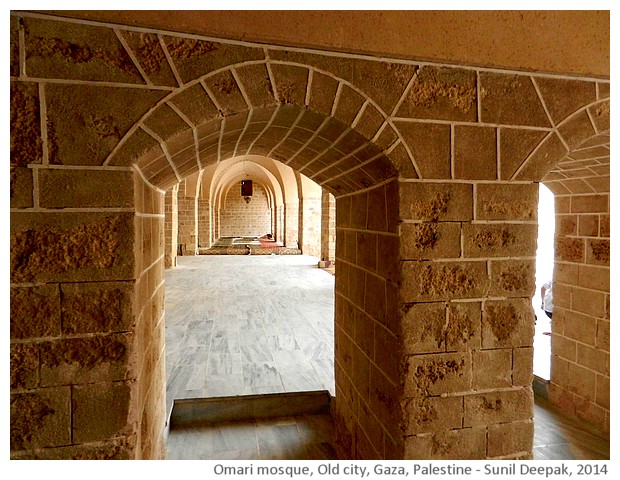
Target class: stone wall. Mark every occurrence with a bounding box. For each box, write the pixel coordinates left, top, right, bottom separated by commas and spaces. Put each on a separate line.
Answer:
301, 196, 322, 257
220, 182, 272, 237
197, 197, 211, 248
164, 185, 178, 268
132, 172, 167, 459
321, 189, 336, 263
177, 193, 197, 255
10, 166, 138, 459
285, 202, 300, 248
549, 192, 610, 436
334, 180, 402, 459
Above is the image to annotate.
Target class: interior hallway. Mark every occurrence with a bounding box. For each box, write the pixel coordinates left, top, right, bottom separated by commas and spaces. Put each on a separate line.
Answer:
165, 254, 335, 418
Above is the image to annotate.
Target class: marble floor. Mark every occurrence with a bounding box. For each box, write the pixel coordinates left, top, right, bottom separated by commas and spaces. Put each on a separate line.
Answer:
164, 254, 335, 418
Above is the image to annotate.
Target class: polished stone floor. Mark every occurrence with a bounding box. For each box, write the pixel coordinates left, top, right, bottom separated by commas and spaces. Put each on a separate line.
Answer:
164, 254, 335, 418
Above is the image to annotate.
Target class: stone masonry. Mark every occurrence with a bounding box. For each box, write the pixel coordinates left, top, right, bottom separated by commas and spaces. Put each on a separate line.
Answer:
9, 12, 610, 460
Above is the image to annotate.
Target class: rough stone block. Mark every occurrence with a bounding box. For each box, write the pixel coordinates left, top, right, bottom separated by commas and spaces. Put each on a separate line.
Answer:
571, 194, 608, 214
356, 232, 377, 272
72, 381, 131, 442
481, 298, 534, 349
364, 274, 386, 325
60, 281, 134, 335
10, 387, 71, 451
404, 395, 463, 435
563, 311, 597, 346
395, 121, 451, 179
512, 347, 534, 386
596, 375, 610, 410
555, 235, 585, 263
597, 319, 609, 352
39, 334, 129, 386
463, 387, 533, 427
397, 66, 477, 122
473, 349, 512, 389
454, 125, 497, 180
400, 260, 489, 302
400, 222, 461, 260
557, 110, 597, 150
578, 265, 609, 292
476, 183, 537, 221
571, 286, 606, 317
400, 182, 473, 222
45, 83, 167, 166
350, 192, 368, 229
373, 323, 401, 383
10, 166, 34, 208
404, 352, 472, 397
553, 335, 577, 362
10, 81, 42, 167
577, 343, 608, 375
11, 212, 135, 283
487, 420, 534, 458
39, 168, 134, 208
402, 303, 446, 354
498, 128, 548, 180
586, 239, 610, 266
480, 72, 550, 127
10, 285, 61, 339
376, 234, 399, 285
404, 426, 487, 460
463, 223, 537, 258
369, 364, 402, 433
567, 363, 596, 401
11, 343, 39, 390
488, 260, 536, 298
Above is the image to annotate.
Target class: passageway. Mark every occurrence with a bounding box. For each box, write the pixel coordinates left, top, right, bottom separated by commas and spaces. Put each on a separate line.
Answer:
164, 255, 335, 419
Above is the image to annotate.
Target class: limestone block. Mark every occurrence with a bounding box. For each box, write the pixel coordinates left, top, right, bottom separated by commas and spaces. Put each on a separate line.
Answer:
513, 132, 568, 181
404, 395, 463, 435
400, 222, 461, 260
512, 347, 534, 386
10, 387, 71, 451
10, 166, 33, 208
578, 214, 599, 237
533, 77, 597, 125
404, 352, 472, 397
72, 381, 131, 442
400, 182, 473, 222
557, 215, 578, 235
163, 36, 263, 84
143, 103, 190, 142
480, 73, 550, 127
557, 110, 597, 150
60, 281, 134, 335
10, 16, 19, 76
404, 426, 487, 459
369, 364, 402, 433
270, 63, 309, 107
203, 69, 248, 116
567, 363, 596, 401
395, 121, 451, 179
356, 232, 377, 271
235, 64, 279, 109
400, 260, 488, 302
348, 265, 366, 310
10, 81, 42, 167
118, 31, 178, 87
12, 437, 133, 460
481, 298, 534, 349
475, 183, 537, 221
24, 17, 142, 83
10, 285, 61, 339
463, 387, 533, 427
463, 223, 537, 258
349, 343, 371, 400
108, 128, 161, 167
354, 104, 385, 141
596, 375, 610, 409
364, 273, 386, 324
571, 286, 607, 317
498, 127, 547, 180
373, 322, 401, 383
589, 100, 610, 132
454, 125, 497, 180
489, 258, 535, 295
39, 334, 130, 387
376, 234, 399, 284
473, 349, 512, 389
597, 319, 610, 352
39, 168, 134, 208
577, 344, 608, 375
397, 66, 477, 122
487, 420, 534, 458
45, 83, 167, 166
10, 343, 39, 390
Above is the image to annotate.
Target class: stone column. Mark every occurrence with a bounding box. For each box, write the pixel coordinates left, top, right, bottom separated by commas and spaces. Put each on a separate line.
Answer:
197, 197, 211, 249
284, 201, 299, 248
301, 195, 322, 258
398, 181, 537, 460
177, 185, 198, 255
164, 184, 178, 268
320, 188, 336, 266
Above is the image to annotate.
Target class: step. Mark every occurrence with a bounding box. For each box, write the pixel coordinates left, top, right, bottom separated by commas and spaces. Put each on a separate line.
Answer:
169, 390, 332, 429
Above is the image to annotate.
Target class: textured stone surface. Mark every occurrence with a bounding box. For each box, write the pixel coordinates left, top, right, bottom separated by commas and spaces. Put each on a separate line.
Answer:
46, 83, 167, 166
464, 388, 533, 427
10, 212, 134, 283
10, 167, 34, 208
462, 223, 537, 258
534, 77, 597, 124
481, 299, 534, 348
24, 17, 143, 83
400, 222, 461, 260
404, 426, 487, 459
400, 182, 473, 221
10, 285, 61, 339
10, 81, 42, 166
10, 15, 20, 76
39, 168, 134, 208
476, 183, 537, 221
395, 121, 451, 179
119, 30, 178, 87
454, 125, 497, 180
11, 343, 39, 390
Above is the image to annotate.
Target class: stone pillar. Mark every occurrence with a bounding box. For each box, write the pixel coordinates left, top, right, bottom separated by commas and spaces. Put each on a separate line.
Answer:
164, 185, 178, 268
177, 184, 198, 255
320, 188, 336, 266
398, 181, 537, 460
549, 192, 610, 436
301, 195, 322, 258
197, 197, 211, 249
9, 167, 166, 459
333, 180, 402, 459
284, 201, 299, 248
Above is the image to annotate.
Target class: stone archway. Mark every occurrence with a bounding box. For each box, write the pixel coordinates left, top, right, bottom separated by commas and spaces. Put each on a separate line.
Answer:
10, 12, 610, 460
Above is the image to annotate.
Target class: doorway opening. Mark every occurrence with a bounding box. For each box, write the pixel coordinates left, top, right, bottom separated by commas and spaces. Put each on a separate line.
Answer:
533, 183, 555, 380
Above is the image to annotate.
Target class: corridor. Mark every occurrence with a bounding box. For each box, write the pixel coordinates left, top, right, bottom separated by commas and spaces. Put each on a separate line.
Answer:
164, 254, 335, 418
